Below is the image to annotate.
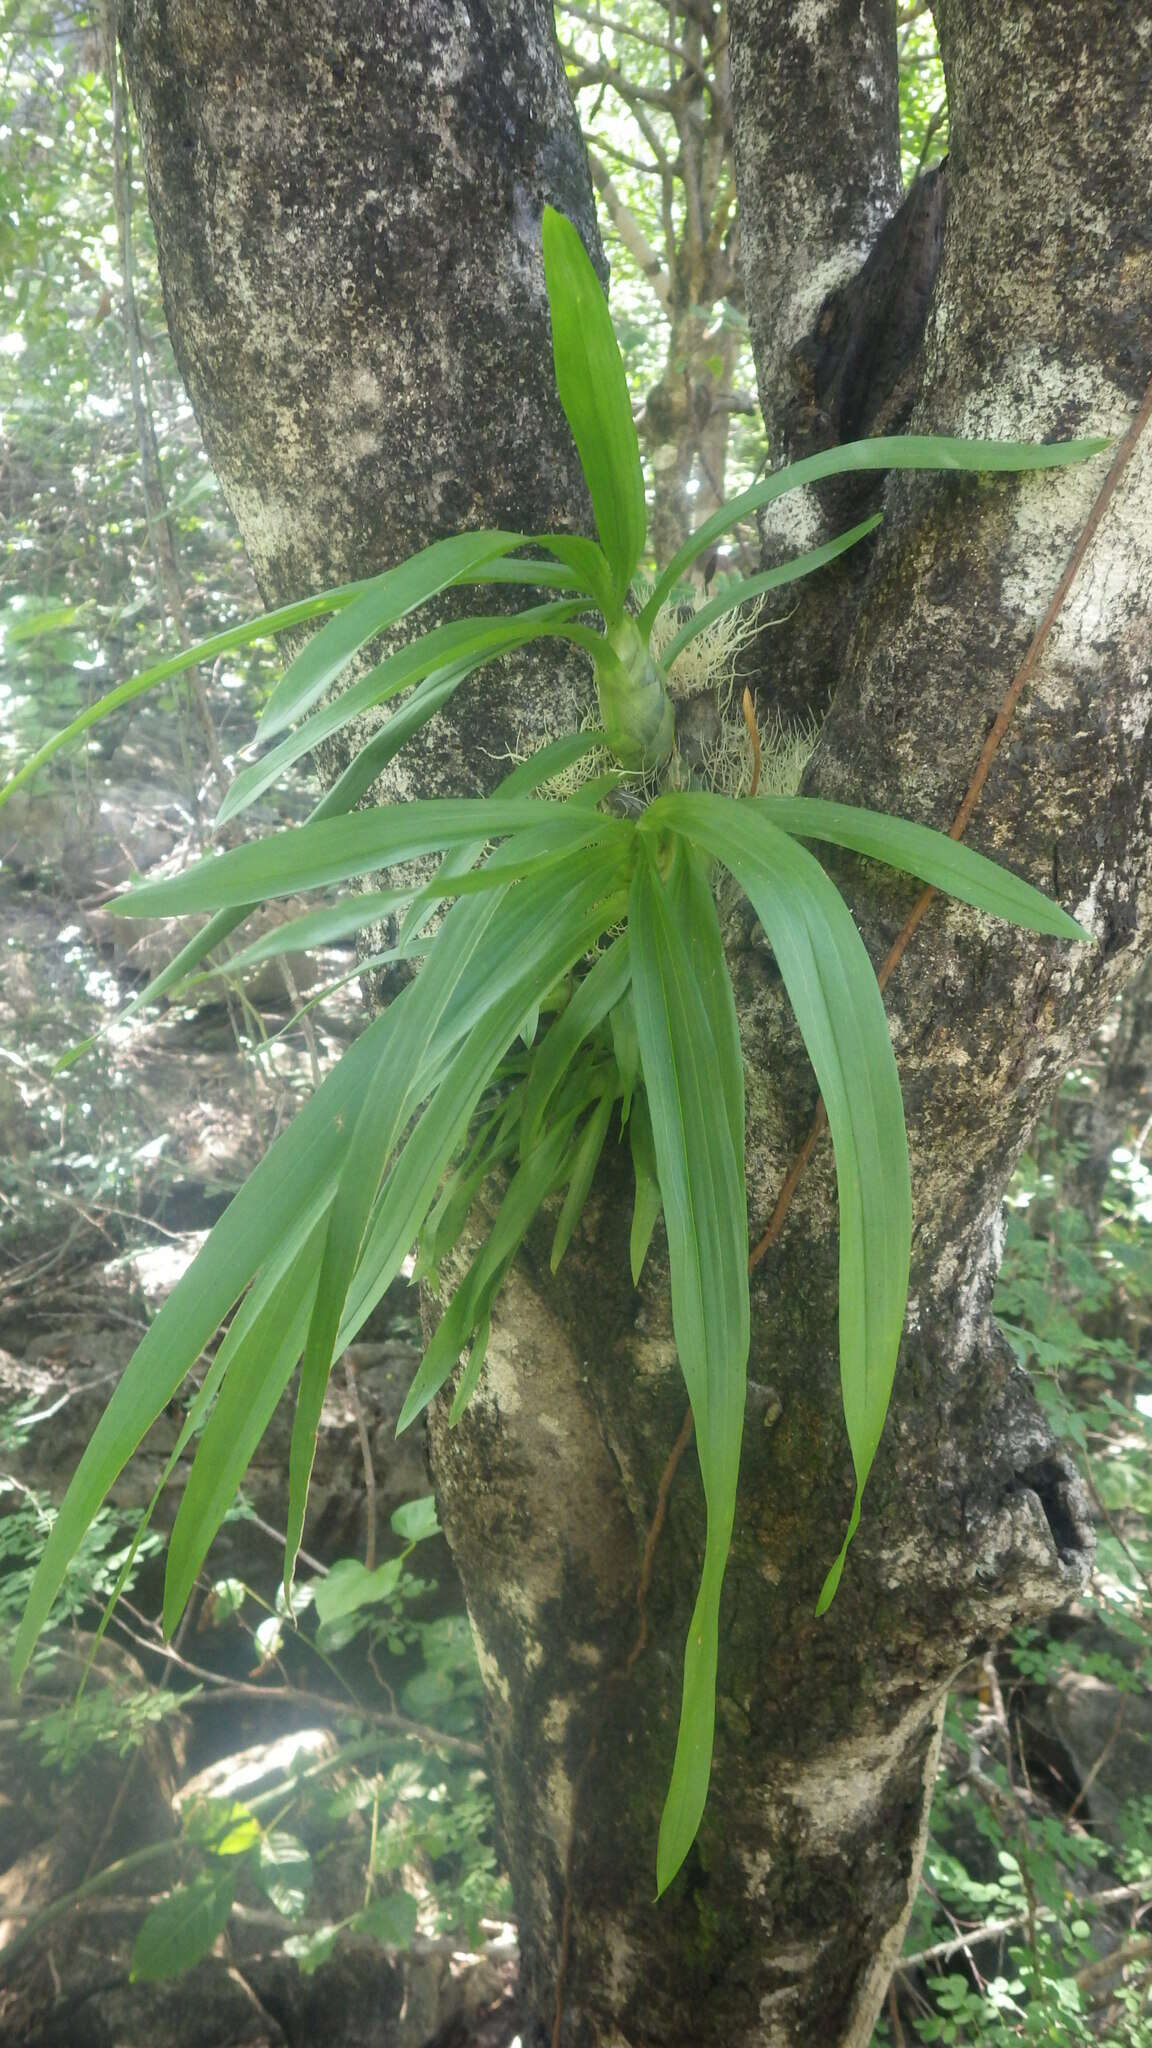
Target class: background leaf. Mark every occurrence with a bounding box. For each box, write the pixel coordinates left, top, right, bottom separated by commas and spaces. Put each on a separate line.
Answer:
130, 1869, 236, 1982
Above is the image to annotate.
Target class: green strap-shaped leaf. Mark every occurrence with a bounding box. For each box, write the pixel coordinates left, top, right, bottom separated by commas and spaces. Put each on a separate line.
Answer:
110, 733, 606, 1025
113, 799, 628, 918
188, 818, 602, 989
756, 796, 1091, 941
657, 515, 882, 669
10, 994, 406, 1685
164, 1220, 327, 1629
174, 831, 629, 1621
414, 1099, 519, 1285
521, 933, 632, 1154
448, 1316, 492, 1427
259, 529, 530, 736
653, 793, 911, 1616
639, 432, 1109, 631
218, 600, 586, 822
0, 584, 364, 812
542, 205, 647, 606
627, 1093, 662, 1286
610, 989, 640, 1124
458, 556, 582, 591
400, 1116, 577, 1428
629, 844, 749, 1895
665, 849, 745, 1172
283, 856, 518, 1590
352, 863, 632, 1388
186, 892, 422, 983
550, 1088, 616, 1272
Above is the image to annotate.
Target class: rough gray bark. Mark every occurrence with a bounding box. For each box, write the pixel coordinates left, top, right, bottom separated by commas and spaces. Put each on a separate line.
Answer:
119, 0, 600, 802
729, 0, 941, 726
730, 0, 903, 448
121, 4, 1152, 2046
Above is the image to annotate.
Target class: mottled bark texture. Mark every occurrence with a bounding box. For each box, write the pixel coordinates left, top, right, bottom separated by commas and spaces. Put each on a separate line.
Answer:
121, 3, 1152, 2045
118, 0, 601, 801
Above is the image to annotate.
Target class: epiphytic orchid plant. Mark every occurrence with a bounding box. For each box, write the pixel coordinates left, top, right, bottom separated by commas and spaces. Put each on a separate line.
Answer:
8, 206, 1098, 1890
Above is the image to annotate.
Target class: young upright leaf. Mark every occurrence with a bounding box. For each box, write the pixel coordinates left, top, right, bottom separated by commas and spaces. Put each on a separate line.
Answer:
652, 793, 911, 1616
629, 844, 749, 1894
539, 532, 619, 621
542, 205, 647, 603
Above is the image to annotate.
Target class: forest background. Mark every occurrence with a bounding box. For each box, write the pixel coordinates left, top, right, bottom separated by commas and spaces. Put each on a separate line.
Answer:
1, 6, 1151, 2045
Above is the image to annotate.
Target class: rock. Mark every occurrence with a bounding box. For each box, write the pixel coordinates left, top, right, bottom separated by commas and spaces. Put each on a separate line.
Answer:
1045, 1667, 1152, 1837
82, 898, 320, 1007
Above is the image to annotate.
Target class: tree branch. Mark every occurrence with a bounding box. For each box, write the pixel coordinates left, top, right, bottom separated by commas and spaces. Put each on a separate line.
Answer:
558, 0, 710, 85
587, 152, 671, 307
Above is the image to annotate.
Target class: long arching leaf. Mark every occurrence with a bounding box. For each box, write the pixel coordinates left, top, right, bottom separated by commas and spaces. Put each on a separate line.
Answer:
113, 800, 629, 917
9, 995, 404, 1684
163, 1219, 327, 1629
639, 433, 1109, 631
259, 529, 530, 736
629, 843, 749, 1895
364, 866, 632, 1403
283, 855, 523, 1590
218, 601, 587, 823
0, 587, 363, 811
757, 796, 1091, 940
400, 1115, 578, 1426
653, 793, 911, 1616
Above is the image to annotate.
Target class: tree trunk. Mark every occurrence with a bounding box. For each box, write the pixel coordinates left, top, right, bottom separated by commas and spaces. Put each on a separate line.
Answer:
121, 3, 1152, 2044
730, 0, 941, 727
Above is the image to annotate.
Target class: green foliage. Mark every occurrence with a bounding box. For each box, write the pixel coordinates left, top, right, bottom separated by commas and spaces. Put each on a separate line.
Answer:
0, 13, 268, 783
1, 1442, 508, 1979
876, 1094, 1152, 2044
898, 8, 949, 183
7, 203, 1101, 1892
